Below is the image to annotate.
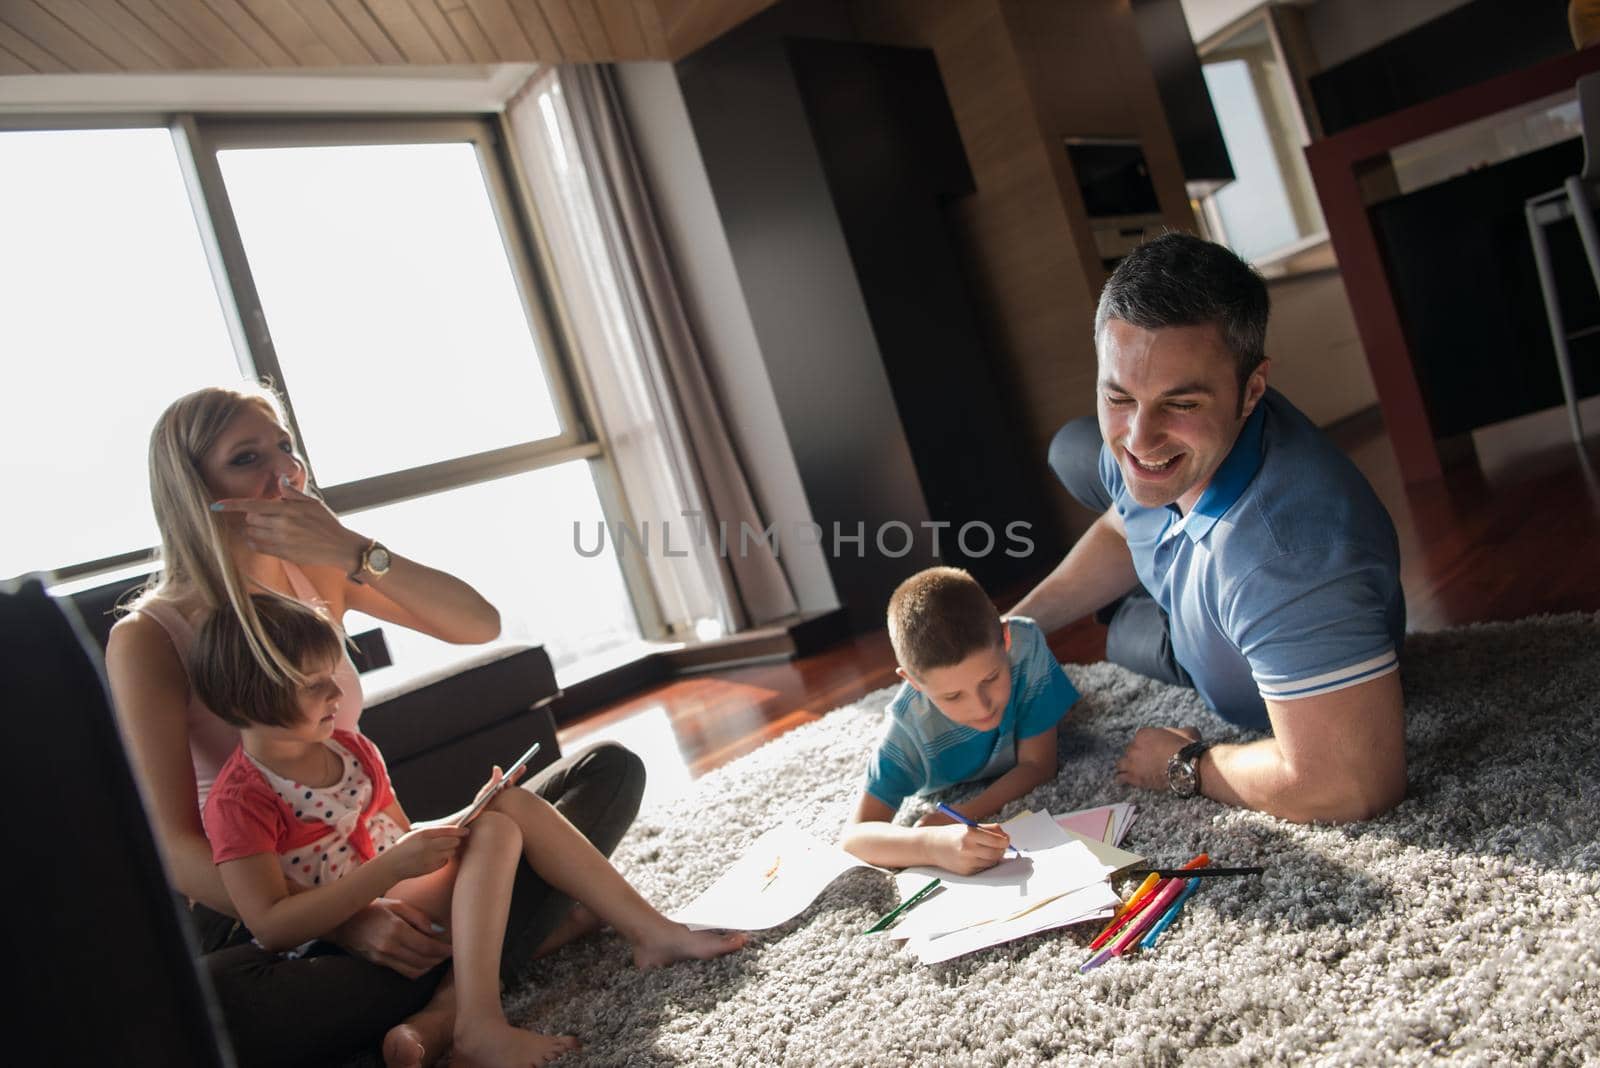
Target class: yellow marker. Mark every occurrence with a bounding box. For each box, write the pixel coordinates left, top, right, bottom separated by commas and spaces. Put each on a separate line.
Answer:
1090, 873, 1160, 946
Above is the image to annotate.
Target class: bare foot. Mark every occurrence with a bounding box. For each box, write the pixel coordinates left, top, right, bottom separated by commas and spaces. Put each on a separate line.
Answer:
532, 901, 605, 960
631, 922, 747, 970
452, 1023, 579, 1068
383, 1005, 452, 1067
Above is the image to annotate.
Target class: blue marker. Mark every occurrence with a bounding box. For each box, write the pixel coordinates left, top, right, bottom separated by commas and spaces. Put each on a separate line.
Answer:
1139, 877, 1201, 950
935, 803, 1023, 857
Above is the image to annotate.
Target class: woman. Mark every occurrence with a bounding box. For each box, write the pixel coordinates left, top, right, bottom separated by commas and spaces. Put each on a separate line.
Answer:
105, 384, 645, 1067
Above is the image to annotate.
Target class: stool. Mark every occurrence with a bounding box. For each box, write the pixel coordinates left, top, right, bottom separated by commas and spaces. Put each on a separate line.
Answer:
1526, 71, 1600, 446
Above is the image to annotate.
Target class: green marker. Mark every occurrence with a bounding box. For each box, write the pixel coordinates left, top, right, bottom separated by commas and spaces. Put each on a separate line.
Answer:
866, 877, 942, 933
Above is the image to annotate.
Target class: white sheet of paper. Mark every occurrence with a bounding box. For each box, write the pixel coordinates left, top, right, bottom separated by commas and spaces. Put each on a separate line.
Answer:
887, 811, 1117, 942
671, 823, 879, 931
906, 881, 1121, 964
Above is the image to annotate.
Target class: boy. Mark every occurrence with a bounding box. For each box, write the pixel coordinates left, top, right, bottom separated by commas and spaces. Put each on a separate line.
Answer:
842, 567, 1079, 874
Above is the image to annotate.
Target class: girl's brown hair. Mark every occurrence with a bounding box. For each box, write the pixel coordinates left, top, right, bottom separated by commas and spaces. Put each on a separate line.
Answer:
191, 594, 344, 729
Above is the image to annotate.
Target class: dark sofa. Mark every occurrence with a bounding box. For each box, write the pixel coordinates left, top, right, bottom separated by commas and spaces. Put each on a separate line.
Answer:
9, 571, 571, 1063
67, 571, 563, 817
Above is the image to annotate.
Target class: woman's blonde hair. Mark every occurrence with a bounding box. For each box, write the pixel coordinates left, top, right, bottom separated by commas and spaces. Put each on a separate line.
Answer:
130, 382, 314, 686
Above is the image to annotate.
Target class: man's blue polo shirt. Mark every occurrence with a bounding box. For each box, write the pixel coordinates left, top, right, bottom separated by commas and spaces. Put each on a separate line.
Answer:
1099, 388, 1405, 730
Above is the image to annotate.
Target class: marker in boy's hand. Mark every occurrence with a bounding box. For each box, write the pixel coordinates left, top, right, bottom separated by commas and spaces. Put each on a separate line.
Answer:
928, 822, 1014, 875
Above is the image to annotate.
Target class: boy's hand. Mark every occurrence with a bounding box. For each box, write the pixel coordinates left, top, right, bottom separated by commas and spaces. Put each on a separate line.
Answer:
915, 810, 957, 827
383, 826, 469, 880
927, 823, 1011, 875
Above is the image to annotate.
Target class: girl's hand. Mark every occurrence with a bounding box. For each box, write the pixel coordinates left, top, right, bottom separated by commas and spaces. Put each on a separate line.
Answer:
382, 825, 469, 881
212, 476, 366, 570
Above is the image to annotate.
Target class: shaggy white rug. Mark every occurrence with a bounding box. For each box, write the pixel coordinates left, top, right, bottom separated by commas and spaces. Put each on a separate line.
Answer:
506, 615, 1600, 1065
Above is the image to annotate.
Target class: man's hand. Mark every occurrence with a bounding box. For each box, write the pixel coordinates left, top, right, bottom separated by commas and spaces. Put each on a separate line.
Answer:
1114, 726, 1200, 791
330, 898, 453, 979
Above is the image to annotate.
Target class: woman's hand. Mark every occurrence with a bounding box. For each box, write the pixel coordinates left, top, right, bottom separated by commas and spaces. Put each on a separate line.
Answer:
330, 898, 454, 979
213, 476, 365, 571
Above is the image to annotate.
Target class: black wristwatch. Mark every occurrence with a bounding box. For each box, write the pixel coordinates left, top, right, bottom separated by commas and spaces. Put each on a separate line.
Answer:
1167, 739, 1214, 798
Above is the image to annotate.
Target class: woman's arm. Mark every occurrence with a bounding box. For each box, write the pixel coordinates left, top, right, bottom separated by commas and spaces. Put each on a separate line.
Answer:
216, 478, 499, 644
105, 613, 236, 914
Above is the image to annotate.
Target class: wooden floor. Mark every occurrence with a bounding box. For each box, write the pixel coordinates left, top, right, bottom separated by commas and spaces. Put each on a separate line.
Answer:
560, 409, 1600, 812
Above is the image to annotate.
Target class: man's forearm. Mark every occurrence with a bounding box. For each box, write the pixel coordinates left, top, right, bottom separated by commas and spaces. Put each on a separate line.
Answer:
1203, 739, 1392, 824
1010, 513, 1139, 633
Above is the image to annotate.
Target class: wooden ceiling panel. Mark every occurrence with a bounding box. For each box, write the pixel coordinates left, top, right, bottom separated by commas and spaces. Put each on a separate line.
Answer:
147, 0, 270, 67
537, 0, 593, 61
47, 0, 164, 68
595, 0, 649, 61
568, 0, 617, 61
3, 1, 122, 71
118, 0, 229, 68
235, 0, 340, 66
365, 0, 447, 63
329, 0, 407, 63
0, 0, 786, 74
85, 1, 196, 68
406, 0, 475, 64
284, 0, 380, 65
462, 0, 538, 61
439, 3, 500, 63
200, 0, 298, 65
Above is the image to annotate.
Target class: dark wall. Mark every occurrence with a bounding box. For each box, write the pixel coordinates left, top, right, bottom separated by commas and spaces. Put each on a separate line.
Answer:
1129, 0, 1233, 189
1310, 0, 1571, 135
786, 38, 1056, 592
676, 2, 1057, 627
1372, 138, 1600, 436
677, 4, 939, 631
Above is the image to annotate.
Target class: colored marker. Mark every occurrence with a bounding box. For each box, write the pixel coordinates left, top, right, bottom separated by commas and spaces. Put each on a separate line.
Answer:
935, 803, 1023, 857
1088, 852, 1208, 951
1139, 877, 1201, 950
1108, 876, 1188, 957
1088, 872, 1161, 950
865, 877, 942, 933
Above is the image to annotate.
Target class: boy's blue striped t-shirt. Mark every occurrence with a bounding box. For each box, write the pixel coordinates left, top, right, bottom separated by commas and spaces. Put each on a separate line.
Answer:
864, 617, 1078, 811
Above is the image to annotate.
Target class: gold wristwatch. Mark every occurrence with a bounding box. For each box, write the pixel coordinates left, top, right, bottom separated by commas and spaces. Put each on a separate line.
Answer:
349, 539, 392, 584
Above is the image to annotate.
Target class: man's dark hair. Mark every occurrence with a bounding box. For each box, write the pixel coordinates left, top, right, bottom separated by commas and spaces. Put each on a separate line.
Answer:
1094, 232, 1270, 396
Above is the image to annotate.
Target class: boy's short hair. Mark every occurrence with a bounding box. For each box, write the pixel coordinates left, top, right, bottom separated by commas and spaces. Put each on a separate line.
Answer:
887, 567, 1003, 679
192, 594, 344, 729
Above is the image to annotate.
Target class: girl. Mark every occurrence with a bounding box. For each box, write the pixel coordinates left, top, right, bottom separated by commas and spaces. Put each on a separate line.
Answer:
194, 594, 743, 1067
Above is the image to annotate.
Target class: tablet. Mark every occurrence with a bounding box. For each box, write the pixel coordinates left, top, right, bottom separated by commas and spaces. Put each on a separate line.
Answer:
454, 740, 542, 827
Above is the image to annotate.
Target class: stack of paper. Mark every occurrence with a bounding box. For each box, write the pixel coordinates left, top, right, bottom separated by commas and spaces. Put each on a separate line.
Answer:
883, 810, 1139, 964
668, 807, 1147, 966
1054, 802, 1137, 847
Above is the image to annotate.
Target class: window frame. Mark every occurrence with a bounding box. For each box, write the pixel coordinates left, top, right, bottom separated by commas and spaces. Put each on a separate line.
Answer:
7, 108, 667, 640
1195, 3, 1331, 272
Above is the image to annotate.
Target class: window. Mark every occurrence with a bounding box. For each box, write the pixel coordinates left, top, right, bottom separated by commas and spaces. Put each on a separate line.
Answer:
1196, 8, 1326, 265
2, 114, 651, 676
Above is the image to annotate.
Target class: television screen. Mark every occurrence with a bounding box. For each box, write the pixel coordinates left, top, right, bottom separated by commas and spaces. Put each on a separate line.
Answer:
1066, 140, 1162, 218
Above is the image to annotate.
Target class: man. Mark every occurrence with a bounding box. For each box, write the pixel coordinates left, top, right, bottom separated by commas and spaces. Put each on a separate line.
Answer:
1012, 233, 1406, 823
